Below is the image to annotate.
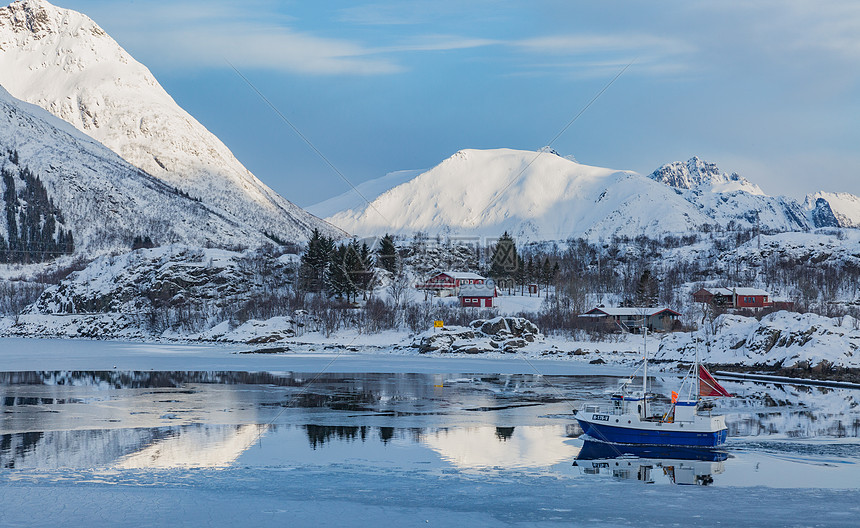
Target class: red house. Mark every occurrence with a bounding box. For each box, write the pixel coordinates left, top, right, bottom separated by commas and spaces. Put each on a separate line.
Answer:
458, 283, 498, 308
734, 288, 772, 309
416, 271, 487, 297
692, 287, 773, 310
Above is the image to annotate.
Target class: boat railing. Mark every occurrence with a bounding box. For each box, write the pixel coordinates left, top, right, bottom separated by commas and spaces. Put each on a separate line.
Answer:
577, 401, 613, 414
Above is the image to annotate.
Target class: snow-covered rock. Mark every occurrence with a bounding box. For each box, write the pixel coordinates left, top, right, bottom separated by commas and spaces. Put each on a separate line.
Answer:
14, 245, 296, 336
804, 192, 860, 228
0, 0, 341, 245
648, 157, 810, 232
649, 157, 763, 194
656, 312, 860, 369
412, 316, 542, 354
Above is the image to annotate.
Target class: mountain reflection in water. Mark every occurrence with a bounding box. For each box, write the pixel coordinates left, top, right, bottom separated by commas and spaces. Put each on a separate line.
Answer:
1, 369, 859, 479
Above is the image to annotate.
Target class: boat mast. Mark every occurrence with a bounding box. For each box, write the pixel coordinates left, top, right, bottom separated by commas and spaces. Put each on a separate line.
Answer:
694, 332, 700, 402
642, 313, 647, 417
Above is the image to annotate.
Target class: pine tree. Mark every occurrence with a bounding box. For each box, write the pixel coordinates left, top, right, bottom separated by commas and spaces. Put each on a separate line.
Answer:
515, 255, 526, 294
526, 257, 535, 295
377, 234, 397, 274
299, 229, 334, 293
541, 257, 552, 296
636, 269, 659, 307
327, 243, 352, 300
490, 232, 517, 293
357, 241, 374, 298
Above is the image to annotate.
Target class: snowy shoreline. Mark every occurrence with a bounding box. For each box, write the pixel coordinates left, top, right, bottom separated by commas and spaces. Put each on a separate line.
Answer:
3, 308, 859, 381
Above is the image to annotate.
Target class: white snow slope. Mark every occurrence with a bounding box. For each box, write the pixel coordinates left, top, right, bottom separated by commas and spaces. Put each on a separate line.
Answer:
0, 0, 342, 244
319, 148, 821, 239
0, 85, 280, 251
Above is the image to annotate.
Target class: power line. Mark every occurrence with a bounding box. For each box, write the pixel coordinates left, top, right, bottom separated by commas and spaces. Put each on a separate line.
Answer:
225, 59, 391, 227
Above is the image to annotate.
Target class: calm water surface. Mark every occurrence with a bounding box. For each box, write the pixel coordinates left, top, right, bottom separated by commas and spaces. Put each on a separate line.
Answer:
1, 369, 858, 488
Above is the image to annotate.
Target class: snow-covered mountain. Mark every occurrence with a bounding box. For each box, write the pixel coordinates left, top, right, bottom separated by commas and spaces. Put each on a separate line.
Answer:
0, 0, 341, 244
319, 148, 719, 239
316, 148, 830, 239
647, 157, 810, 232
0, 85, 281, 253
804, 192, 860, 228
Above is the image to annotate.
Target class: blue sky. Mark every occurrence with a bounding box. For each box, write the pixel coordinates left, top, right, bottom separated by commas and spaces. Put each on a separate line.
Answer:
60, 0, 860, 206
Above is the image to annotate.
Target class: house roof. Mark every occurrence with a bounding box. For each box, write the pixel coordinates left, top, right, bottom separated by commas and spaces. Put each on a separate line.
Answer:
428, 271, 486, 281
584, 307, 681, 317
733, 287, 770, 296
698, 287, 769, 297
458, 283, 496, 297
445, 271, 486, 280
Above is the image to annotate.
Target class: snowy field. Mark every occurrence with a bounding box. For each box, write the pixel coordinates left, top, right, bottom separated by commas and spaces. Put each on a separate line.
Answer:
1, 338, 859, 527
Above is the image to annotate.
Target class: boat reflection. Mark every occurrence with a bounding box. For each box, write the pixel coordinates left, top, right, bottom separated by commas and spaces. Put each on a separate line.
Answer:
573, 440, 728, 485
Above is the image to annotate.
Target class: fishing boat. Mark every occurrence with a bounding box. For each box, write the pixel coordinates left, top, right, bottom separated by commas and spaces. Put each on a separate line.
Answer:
573, 325, 731, 448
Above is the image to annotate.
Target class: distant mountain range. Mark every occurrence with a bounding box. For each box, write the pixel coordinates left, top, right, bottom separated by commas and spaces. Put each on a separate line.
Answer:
0, 0, 342, 252
0, 0, 857, 258
312, 149, 860, 239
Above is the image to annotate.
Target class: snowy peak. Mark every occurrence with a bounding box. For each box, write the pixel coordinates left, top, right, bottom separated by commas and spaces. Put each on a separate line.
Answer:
804, 192, 860, 228
0, 0, 342, 244
321, 147, 712, 239
649, 157, 763, 195
1, 0, 101, 36
318, 148, 828, 239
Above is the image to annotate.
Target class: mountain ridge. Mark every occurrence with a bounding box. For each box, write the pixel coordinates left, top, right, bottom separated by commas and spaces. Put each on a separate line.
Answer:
316, 148, 860, 239
0, 84, 274, 254
0, 0, 342, 244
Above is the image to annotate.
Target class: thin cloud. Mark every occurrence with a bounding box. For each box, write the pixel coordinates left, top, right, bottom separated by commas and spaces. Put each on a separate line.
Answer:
138, 24, 402, 75
372, 35, 501, 53
86, 1, 399, 75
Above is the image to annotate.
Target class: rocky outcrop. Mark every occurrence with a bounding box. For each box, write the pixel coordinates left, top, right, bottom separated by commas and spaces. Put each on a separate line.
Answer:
412, 317, 542, 354
656, 312, 860, 369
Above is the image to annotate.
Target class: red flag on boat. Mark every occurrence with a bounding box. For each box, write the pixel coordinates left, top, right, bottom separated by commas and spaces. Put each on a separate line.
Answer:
699, 365, 732, 397
671, 391, 679, 403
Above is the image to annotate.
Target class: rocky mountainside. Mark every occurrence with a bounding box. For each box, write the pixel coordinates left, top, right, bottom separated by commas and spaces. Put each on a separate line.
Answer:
647, 157, 811, 232
0, 86, 276, 254
0, 0, 341, 244
20, 245, 295, 335
804, 192, 860, 228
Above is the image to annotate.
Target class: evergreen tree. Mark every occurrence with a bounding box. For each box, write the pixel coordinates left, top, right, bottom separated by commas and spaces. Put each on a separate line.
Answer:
540, 257, 552, 296
377, 234, 397, 274
490, 232, 517, 293
636, 269, 659, 307
514, 255, 526, 294
357, 241, 374, 298
526, 257, 535, 295
299, 229, 334, 293
327, 243, 352, 300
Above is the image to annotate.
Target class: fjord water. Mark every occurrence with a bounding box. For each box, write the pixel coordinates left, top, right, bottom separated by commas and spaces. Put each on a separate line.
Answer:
1, 341, 859, 526
2, 368, 858, 487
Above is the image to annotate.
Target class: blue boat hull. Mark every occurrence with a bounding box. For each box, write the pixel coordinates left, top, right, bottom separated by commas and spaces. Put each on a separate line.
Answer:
576, 418, 728, 448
